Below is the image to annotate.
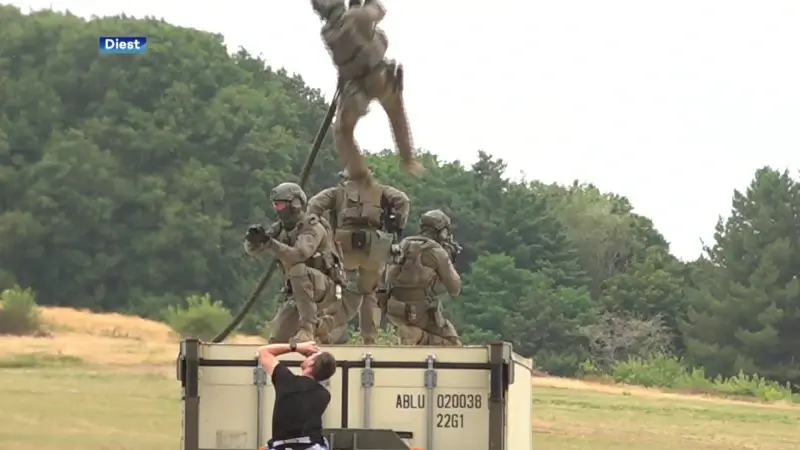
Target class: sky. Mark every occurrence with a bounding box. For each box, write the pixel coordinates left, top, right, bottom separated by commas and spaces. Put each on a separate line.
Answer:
11, 0, 800, 261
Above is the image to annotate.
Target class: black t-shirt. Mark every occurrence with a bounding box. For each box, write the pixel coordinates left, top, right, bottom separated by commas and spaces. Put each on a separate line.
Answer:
271, 363, 331, 442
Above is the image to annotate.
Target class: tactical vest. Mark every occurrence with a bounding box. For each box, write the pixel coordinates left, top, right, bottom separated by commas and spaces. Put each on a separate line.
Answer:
321, 16, 383, 80
390, 237, 439, 290
279, 214, 344, 285
336, 180, 384, 230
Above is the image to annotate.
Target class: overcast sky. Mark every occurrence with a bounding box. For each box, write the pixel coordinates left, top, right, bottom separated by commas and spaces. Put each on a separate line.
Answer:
12, 0, 800, 260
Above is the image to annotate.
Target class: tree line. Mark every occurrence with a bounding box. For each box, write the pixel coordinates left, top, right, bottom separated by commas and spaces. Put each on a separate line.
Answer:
1, 6, 798, 390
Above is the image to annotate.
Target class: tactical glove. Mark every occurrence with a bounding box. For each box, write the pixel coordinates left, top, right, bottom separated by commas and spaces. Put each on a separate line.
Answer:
444, 240, 463, 262
245, 224, 270, 245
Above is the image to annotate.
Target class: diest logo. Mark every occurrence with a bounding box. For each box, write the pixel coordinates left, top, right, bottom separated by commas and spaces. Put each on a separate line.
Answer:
98, 36, 147, 54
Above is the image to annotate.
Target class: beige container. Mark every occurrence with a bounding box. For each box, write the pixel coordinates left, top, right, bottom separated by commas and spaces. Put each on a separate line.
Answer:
177, 340, 532, 450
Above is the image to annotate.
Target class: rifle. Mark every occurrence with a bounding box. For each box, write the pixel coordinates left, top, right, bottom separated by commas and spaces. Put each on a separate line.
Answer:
377, 194, 401, 327
442, 237, 463, 263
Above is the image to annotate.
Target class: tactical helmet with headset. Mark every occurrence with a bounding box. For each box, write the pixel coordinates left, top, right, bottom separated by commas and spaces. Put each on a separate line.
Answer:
270, 182, 308, 228
419, 209, 452, 243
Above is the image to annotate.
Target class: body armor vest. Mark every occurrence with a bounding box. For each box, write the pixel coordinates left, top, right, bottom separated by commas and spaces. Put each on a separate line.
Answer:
337, 181, 383, 230
390, 237, 438, 290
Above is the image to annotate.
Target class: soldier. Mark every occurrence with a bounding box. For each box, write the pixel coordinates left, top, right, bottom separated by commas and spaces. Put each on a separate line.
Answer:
244, 182, 344, 344
310, 0, 421, 181
384, 209, 462, 346
307, 169, 409, 344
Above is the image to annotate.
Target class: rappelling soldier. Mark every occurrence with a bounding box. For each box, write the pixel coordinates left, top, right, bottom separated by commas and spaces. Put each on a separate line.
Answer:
311, 0, 422, 181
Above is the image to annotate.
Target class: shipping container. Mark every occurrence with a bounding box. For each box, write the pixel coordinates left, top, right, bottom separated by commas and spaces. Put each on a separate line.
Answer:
177, 339, 533, 450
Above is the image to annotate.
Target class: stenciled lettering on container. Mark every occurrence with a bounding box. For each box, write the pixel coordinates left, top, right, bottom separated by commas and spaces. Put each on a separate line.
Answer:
394, 393, 485, 429
395, 393, 426, 409
435, 393, 484, 429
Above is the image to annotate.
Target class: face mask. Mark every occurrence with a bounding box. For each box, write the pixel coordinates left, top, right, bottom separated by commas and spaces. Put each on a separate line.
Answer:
274, 201, 301, 228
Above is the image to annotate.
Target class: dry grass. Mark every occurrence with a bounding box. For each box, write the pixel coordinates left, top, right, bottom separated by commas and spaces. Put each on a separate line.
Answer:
0, 306, 265, 365
1, 307, 799, 449
532, 376, 799, 409
41, 306, 177, 341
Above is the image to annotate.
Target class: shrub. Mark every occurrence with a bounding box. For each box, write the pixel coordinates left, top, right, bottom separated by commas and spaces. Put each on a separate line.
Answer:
610, 354, 795, 402
581, 312, 672, 371
0, 286, 42, 335
163, 293, 233, 341
346, 326, 400, 345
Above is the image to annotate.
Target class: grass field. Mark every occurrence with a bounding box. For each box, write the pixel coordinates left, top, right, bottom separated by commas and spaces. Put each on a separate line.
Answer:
1, 307, 799, 450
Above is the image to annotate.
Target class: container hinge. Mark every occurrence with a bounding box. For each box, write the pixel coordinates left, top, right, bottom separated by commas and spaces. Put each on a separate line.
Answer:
424, 354, 437, 388
254, 360, 267, 387
361, 353, 375, 388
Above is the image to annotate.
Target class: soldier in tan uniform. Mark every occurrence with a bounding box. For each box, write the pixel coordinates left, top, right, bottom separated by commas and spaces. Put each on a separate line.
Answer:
384, 210, 462, 346
307, 169, 409, 344
244, 182, 344, 343
310, 0, 421, 180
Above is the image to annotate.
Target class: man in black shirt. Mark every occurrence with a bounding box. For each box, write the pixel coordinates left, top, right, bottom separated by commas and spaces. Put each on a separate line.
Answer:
257, 341, 337, 450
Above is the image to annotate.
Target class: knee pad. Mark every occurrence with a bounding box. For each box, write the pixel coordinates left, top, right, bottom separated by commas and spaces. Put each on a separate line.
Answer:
397, 324, 423, 344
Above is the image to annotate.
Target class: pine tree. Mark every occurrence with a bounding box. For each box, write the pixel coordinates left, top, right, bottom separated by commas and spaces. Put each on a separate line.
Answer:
682, 167, 800, 384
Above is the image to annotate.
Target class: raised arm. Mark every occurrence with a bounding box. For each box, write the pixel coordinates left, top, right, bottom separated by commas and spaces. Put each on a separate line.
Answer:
381, 185, 410, 230
428, 246, 461, 296
244, 222, 283, 256
307, 186, 340, 217
263, 220, 325, 265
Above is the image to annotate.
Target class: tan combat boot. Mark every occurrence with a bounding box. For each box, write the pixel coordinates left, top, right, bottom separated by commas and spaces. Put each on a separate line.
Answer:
292, 323, 315, 343
314, 315, 336, 344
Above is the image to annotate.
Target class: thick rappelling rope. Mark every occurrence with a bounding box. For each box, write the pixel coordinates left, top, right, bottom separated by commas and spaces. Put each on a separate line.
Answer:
213, 88, 341, 342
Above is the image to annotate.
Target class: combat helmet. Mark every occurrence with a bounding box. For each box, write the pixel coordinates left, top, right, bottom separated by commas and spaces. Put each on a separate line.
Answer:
270, 182, 307, 205
270, 182, 307, 227
419, 209, 451, 232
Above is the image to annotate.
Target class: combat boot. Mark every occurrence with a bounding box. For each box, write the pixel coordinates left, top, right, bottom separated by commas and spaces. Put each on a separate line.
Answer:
291, 323, 315, 343
314, 315, 336, 344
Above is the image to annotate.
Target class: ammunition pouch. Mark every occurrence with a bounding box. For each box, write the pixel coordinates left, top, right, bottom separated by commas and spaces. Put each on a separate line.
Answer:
309, 251, 344, 286
386, 297, 416, 324
429, 297, 445, 328
336, 228, 394, 264
351, 229, 368, 250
